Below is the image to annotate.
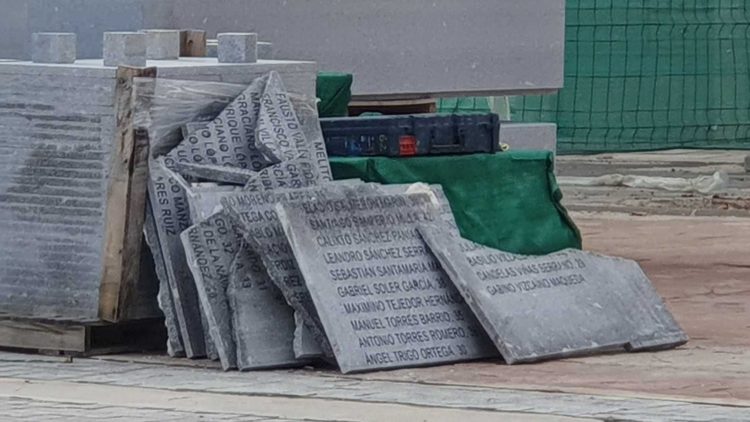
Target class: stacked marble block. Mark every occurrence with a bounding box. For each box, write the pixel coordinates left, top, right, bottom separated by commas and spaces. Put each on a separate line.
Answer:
0, 32, 315, 325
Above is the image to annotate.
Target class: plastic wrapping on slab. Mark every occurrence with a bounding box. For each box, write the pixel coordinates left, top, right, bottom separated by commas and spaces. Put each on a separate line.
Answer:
133, 77, 245, 158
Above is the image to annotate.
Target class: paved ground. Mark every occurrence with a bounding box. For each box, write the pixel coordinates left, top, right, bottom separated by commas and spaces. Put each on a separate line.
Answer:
1, 150, 748, 421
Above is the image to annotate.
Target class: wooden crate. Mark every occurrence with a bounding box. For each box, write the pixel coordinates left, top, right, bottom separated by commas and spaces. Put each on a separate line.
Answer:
0, 317, 166, 356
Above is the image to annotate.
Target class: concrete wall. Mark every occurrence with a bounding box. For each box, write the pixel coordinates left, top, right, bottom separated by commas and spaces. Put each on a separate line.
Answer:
0, 0, 565, 97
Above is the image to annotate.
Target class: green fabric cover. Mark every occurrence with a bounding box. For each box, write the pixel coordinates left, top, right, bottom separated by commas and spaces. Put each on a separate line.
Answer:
330, 151, 581, 255
316, 72, 353, 118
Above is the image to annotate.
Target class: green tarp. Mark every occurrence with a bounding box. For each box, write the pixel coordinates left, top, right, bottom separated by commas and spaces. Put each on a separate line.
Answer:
330, 151, 581, 255
316, 72, 353, 118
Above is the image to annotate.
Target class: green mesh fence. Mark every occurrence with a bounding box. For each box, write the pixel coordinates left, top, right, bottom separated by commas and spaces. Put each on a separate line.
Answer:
511, 0, 750, 154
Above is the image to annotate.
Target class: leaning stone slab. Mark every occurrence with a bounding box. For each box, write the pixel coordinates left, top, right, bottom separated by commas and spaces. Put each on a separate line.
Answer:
221, 182, 369, 359
242, 155, 324, 192
146, 161, 206, 358
181, 212, 240, 370
227, 238, 302, 369
274, 193, 498, 373
417, 224, 688, 364
144, 199, 185, 357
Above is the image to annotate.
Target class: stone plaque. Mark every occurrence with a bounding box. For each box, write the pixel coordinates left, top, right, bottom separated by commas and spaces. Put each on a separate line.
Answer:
181, 212, 239, 370
274, 193, 497, 373
254, 72, 332, 182
146, 161, 206, 358
243, 155, 324, 192
417, 224, 688, 364
221, 186, 347, 358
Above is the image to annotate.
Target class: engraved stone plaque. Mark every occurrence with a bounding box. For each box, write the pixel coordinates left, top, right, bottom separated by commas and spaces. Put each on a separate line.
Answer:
417, 224, 688, 364
274, 193, 497, 373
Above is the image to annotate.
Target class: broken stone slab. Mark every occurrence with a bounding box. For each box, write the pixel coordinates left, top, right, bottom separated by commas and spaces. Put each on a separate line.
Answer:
186, 184, 242, 223
182, 181, 366, 364
144, 198, 185, 357
221, 181, 371, 358
274, 192, 498, 373
173, 161, 258, 185
226, 238, 303, 370
255, 73, 332, 181
164, 73, 276, 174
242, 155, 324, 192
417, 223, 688, 364
146, 161, 206, 358
180, 212, 239, 370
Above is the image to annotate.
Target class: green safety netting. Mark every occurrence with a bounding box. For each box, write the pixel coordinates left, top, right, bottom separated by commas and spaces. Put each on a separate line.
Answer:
512, 0, 750, 154
330, 151, 581, 255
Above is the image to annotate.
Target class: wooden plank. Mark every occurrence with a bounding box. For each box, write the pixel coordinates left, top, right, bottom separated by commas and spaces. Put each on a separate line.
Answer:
0, 319, 86, 352
98, 66, 157, 322
179, 29, 207, 57
348, 98, 437, 116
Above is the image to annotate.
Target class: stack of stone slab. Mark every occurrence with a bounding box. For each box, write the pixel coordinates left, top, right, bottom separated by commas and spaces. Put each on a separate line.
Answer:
141, 69, 687, 373
0, 28, 316, 353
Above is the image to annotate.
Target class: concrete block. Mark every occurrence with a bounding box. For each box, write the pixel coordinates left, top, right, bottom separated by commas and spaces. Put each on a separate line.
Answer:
144, 29, 180, 60
31, 32, 76, 63
499, 122, 557, 154
103, 31, 146, 67
258, 41, 273, 60
218, 32, 257, 63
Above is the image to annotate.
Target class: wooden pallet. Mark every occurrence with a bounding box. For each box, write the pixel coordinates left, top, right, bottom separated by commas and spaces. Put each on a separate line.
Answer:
348, 97, 437, 116
0, 317, 166, 356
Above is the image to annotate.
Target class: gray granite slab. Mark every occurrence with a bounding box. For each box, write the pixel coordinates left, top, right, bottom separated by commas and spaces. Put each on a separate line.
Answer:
180, 212, 239, 370
226, 239, 302, 370
417, 224, 688, 364
274, 192, 498, 373
221, 181, 369, 357
146, 161, 206, 358
186, 184, 242, 223
143, 199, 185, 357
242, 156, 323, 192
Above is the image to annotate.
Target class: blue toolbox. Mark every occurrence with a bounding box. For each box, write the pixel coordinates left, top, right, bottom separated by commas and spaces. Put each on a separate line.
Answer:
320, 113, 500, 157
